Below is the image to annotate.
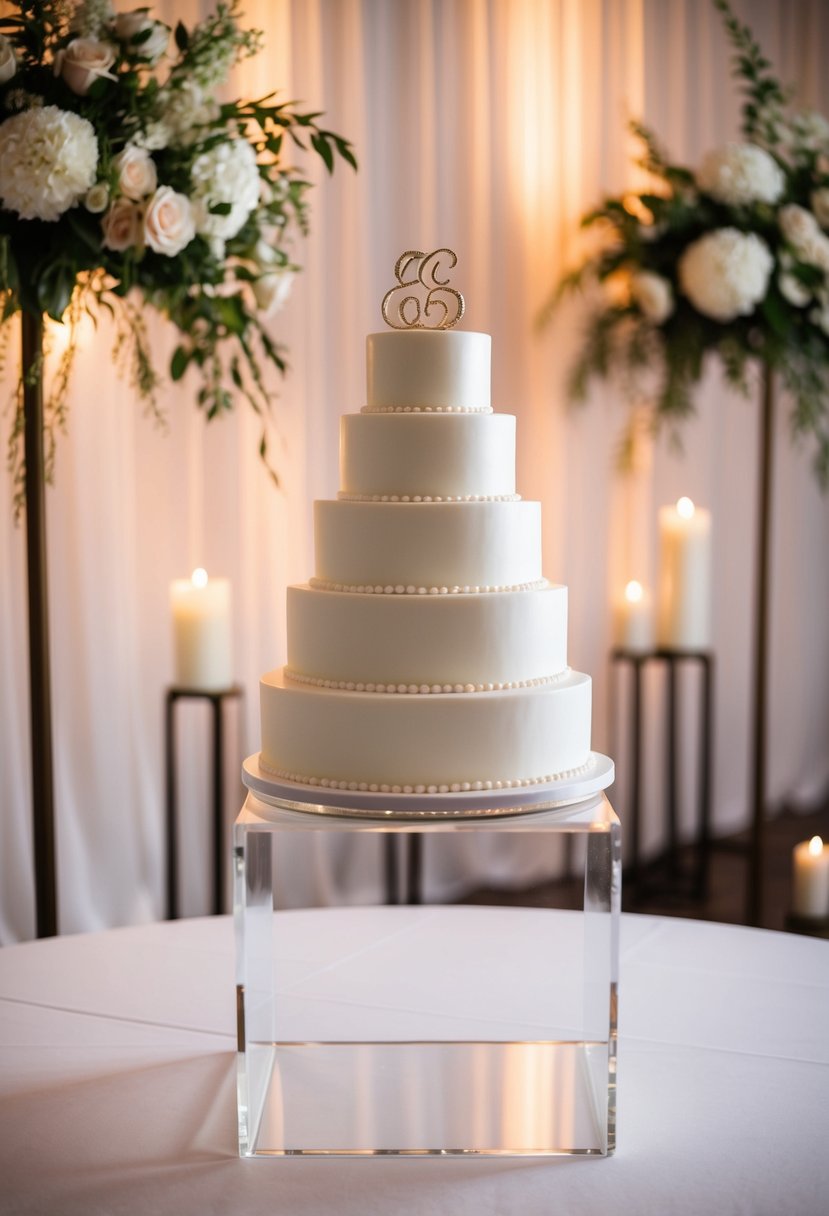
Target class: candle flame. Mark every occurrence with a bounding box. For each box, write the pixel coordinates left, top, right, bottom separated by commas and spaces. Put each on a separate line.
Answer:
624, 579, 644, 604
808, 835, 824, 856
677, 496, 695, 519
191, 567, 208, 588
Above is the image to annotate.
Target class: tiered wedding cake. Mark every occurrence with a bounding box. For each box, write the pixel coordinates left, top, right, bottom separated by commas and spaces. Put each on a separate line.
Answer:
259, 250, 593, 797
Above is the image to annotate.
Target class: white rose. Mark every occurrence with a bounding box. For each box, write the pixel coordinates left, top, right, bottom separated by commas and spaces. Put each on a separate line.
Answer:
678, 228, 773, 322
113, 144, 157, 201
114, 9, 150, 38
0, 105, 98, 221
631, 271, 674, 323
143, 186, 195, 256
779, 203, 820, 249
101, 196, 142, 250
697, 143, 785, 206
140, 23, 169, 63
811, 187, 829, 229
253, 269, 294, 317
115, 11, 168, 63
55, 37, 117, 96
84, 182, 109, 212
785, 206, 819, 239
0, 34, 17, 84
779, 203, 829, 267
778, 272, 811, 307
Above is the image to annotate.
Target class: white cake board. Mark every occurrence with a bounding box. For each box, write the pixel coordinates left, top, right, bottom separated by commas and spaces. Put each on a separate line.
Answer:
241, 752, 614, 820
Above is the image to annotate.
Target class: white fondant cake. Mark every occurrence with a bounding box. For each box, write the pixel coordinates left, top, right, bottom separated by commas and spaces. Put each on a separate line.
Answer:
314, 499, 542, 589
259, 325, 593, 792
366, 330, 491, 411
340, 412, 516, 498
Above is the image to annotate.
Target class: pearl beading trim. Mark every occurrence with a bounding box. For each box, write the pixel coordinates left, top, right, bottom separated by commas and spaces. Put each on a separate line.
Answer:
308, 578, 548, 596
337, 492, 520, 504
284, 668, 571, 694
361, 405, 493, 414
259, 756, 593, 795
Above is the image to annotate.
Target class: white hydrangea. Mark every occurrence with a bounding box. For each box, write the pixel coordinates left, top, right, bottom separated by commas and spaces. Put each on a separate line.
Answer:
678, 228, 773, 322
630, 271, 674, 323
0, 105, 98, 221
697, 143, 785, 206
190, 138, 260, 241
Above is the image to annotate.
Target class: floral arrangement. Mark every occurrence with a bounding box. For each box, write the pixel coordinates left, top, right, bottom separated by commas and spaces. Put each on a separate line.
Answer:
550, 0, 829, 485
0, 0, 355, 505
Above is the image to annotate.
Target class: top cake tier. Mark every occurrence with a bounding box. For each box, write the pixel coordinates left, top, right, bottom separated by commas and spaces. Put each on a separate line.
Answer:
365, 330, 491, 412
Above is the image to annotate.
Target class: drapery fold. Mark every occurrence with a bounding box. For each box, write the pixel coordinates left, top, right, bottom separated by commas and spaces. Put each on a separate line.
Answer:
2, 0, 828, 940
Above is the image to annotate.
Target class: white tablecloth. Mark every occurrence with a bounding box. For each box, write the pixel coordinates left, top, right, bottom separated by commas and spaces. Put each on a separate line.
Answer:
0, 911, 827, 1216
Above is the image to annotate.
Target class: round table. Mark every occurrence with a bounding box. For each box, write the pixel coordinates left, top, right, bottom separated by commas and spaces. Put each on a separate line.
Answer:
0, 911, 827, 1215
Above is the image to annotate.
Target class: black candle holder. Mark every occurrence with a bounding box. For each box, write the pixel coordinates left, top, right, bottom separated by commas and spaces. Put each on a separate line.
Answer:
784, 911, 829, 939
611, 647, 714, 904
384, 835, 423, 905
164, 684, 244, 919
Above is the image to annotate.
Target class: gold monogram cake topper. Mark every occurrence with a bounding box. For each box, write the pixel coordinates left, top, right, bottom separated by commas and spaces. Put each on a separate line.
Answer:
381, 248, 465, 330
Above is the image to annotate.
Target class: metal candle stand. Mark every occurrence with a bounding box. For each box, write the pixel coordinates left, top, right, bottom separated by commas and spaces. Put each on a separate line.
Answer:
384, 834, 423, 904
164, 684, 244, 919
611, 648, 714, 905
783, 912, 829, 940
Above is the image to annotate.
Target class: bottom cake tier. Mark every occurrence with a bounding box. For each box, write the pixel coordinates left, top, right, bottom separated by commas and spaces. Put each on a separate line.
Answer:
259, 668, 592, 791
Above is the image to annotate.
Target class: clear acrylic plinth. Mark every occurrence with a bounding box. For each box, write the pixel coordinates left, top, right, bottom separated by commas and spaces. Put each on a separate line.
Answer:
234, 756, 620, 1158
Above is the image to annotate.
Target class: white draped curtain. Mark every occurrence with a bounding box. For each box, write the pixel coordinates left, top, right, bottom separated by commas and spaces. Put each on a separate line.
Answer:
2, 0, 828, 941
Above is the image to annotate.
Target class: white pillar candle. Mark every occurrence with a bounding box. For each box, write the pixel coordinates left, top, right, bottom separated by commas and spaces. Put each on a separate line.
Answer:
656, 497, 712, 649
170, 568, 233, 691
614, 580, 654, 652
792, 835, 829, 919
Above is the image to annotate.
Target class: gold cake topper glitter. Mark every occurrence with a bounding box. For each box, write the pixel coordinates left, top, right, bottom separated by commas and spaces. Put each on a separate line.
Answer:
381, 248, 465, 330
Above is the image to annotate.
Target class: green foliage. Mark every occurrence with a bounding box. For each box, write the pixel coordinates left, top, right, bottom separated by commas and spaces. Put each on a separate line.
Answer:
549, 0, 829, 487
0, 0, 357, 508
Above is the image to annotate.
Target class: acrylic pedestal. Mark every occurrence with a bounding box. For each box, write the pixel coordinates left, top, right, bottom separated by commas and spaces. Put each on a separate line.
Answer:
235, 755, 620, 1158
